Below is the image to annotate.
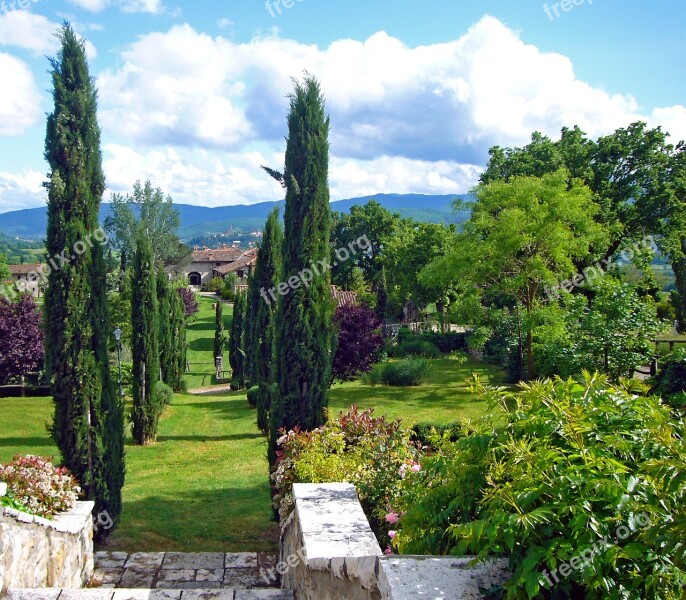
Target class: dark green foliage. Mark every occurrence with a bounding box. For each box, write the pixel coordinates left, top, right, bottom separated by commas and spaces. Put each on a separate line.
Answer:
153, 380, 174, 408
246, 386, 259, 408
375, 266, 388, 322
214, 301, 224, 364
394, 329, 467, 354
244, 274, 259, 385
251, 208, 283, 434
395, 374, 686, 598
380, 358, 430, 386
156, 272, 174, 386
268, 76, 334, 462
410, 421, 463, 446
131, 235, 161, 444
43, 24, 124, 535
651, 348, 686, 409
169, 286, 187, 392
228, 292, 246, 388
387, 340, 440, 359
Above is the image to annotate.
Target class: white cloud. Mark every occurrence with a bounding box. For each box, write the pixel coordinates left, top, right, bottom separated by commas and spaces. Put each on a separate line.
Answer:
0, 53, 42, 136
97, 16, 686, 167
649, 106, 686, 144
0, 169, 44, 213
0, 10, 60, 56
67, 0, 165, 13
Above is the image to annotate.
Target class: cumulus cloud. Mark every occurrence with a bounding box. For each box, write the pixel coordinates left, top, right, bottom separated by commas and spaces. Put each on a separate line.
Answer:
0, 169, 44, 213
0, 10, 60, 56
96, 16, 686, 167
0, 53, 42, 136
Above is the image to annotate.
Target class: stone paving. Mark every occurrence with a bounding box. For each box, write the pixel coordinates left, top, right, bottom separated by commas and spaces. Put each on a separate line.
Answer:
91, 553, 279, 591
6, 590, 293, 599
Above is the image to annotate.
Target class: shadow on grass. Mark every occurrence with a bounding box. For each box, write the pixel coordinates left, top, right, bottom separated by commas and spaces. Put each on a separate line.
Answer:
101, 484, 279, 554
0, 436, 56, 448
156, 433, 263, 443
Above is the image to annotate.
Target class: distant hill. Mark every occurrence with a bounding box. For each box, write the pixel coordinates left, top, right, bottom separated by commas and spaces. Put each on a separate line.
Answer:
0, 193, 469, 241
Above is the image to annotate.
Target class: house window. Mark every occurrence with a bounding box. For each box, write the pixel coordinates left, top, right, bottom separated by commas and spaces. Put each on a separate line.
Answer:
189, 272, 202, 286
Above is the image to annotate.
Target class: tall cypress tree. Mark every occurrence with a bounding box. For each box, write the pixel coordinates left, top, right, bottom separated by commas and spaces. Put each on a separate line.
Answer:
170, 286, 187, 392
229, 292, 246, 388
244, 272, 259, 386
157, 271, 173, 385
214, 300, 224, 367
267, 76, 333, 462
131, 234, 161, 444
44, 24, 124, 533
252, 207, 283, 433
376, 266, 388, 323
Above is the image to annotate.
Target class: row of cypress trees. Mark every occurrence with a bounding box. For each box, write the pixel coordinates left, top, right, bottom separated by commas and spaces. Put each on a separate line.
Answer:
243, 76, 335, 463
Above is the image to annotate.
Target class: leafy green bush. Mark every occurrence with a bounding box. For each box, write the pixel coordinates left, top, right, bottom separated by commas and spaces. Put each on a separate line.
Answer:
271, 406, 421, 547
0, 455, 81, 519
393, 373, 686, 598
247, 385, 259, 408
394, 329, 467, 354
651, 348, 686, 410
381, 358, 430, 386
410, 421, 463, 446
154, 381, 174, 407
205, 277, 224, 293
388, 340, 440, 359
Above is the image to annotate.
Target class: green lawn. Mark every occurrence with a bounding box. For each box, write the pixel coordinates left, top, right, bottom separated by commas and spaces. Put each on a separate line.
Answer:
330, 356, 504, 425
0, 294, 500, 553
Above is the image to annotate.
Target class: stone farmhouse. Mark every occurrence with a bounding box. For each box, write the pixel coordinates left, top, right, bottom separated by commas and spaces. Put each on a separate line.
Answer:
6, 264, 45, 298
184, 245, 258, 287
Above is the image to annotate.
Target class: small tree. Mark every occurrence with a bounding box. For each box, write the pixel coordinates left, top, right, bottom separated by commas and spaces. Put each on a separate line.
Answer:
131, 235, 161, 444
376, 266, 388, 323
214, 300, 224, 368
229, 292, 246, 388
169, 285, 187, 391
157, 272, 173, 385
0, 295, 44, 385
332, 303, 384, 382
177, 287, 199, 317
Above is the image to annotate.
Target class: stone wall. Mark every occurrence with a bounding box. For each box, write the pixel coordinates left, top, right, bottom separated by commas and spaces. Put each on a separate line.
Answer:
0, 501, 94, 594
281, 483, 510, 600
280, 483, 383, 600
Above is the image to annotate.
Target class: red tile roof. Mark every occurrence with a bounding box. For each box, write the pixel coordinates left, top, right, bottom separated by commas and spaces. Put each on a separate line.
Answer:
213, 249, 258, 275
8, 263, 45, 275
192, 247, 244, 263
331, 285, 357, 308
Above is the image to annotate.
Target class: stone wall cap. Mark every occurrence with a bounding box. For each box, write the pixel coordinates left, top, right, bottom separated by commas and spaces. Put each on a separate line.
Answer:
0, 500, 94, 534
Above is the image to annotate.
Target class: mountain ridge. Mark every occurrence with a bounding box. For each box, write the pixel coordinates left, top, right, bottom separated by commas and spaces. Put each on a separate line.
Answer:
0, 193, 469, 241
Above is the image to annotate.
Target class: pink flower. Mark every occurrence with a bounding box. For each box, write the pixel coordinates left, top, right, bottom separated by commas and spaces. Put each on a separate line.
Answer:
386, 512, 399, 524
398, 465, 407, 478
384, 546, 393, 555
388, 530, 397, 539
411, 464, 421, 473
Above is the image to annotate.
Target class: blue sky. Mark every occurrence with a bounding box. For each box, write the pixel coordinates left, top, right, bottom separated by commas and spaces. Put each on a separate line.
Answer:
0, 0, 684, 212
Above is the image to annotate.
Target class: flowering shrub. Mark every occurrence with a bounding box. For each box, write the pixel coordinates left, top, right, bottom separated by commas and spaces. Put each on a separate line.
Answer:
0, 455, 81, 519
271, 406, 421, 545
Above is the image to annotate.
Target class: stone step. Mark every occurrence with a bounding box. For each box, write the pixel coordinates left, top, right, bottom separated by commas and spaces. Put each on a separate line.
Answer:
5, 589, 294, 599
93, 552, 280, 590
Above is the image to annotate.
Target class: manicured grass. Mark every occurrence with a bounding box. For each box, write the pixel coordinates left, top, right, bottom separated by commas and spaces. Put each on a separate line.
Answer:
329, 356, 504, 425
0, 293, 499, 553
185, 295, 233, 389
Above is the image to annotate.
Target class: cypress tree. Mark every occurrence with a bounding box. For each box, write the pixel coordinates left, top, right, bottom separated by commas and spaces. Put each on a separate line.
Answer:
131, 234, 161, 444
229, 292, 246, 388
252, 207, 283, 433
376, 266, 388, 323
244, 272, 259, 386
44, 24, 125, 534
267, 76, 333, 462
157, 271, 173, 385
170, 286, 187, 392
214, 300, 224, 368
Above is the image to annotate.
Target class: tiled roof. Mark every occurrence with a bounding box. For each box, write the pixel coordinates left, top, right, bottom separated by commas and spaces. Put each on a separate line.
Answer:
214, 249, 258, 275
192, 247, 244, 263
8, 263, 45, 275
